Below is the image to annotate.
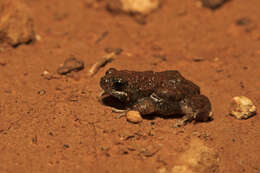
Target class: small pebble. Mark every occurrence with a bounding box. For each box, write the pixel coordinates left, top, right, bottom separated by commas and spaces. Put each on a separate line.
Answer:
35, 34, 42, 41
201, 0, 227, 9
126, 110, 143, 123
229, 96, 257, 120
192, 57, 205, 62
37, 89, 46, 95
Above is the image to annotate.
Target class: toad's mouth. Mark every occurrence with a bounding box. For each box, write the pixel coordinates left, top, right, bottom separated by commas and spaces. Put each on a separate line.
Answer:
100, 90, 129, 110
100, 89, 128, 102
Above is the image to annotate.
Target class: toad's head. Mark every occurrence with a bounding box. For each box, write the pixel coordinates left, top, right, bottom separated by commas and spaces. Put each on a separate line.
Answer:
100, 68, 130, 102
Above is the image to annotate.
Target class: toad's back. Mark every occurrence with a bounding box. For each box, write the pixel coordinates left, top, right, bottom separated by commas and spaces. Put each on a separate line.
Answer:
117, 70, 200, 98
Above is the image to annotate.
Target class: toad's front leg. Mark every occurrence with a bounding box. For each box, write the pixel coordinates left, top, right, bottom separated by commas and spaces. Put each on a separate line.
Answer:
132, 97, 156, 115
110, 98, 154, 119
108, 97, 156, 119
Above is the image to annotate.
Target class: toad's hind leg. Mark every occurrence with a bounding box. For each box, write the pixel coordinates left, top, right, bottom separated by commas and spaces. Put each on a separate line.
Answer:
174, 95, 212, 127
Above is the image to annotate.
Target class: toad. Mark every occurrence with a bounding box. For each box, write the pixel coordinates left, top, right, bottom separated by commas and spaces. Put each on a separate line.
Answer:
100, 68, 212, 126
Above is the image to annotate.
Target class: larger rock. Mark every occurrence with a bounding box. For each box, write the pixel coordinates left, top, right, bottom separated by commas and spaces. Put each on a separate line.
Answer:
229, 96, 257, 120
0, 0, 35, 46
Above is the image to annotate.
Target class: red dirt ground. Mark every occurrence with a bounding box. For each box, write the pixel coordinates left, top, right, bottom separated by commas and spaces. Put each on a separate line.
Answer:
0, 0, 260, 172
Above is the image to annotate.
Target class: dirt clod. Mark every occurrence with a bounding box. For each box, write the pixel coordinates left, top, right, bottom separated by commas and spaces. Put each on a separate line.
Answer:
126, 110, 143, 123
236, 18, 252, 26
0, 0, 35, 47
229, 96, 257, 120
201, 0, 227, 9
57, 56, 84, 75
41, 70, 60, 80
139, 144, 161, 157
192, 57, 205, 62
63, 144, 70, 149
0, 59, 7, 66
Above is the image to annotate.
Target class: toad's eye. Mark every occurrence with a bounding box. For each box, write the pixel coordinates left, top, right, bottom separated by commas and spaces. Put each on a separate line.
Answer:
113, 81, 125, 91
106, 68, 116, 75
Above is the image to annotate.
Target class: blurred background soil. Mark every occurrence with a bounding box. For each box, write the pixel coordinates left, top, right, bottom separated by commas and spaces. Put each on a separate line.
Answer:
0, 0, 260, 172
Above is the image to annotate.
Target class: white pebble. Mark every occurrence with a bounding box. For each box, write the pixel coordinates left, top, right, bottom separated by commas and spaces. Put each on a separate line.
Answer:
229, 96, 256, 119
42, 70, 50, 75
126, 110, 143, 123
35, 34, 42, 41
121, 0, 160, 15
107, 0, 161, 15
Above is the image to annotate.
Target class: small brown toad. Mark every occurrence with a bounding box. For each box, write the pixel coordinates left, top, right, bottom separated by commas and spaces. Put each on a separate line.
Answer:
100, 68, 212, 126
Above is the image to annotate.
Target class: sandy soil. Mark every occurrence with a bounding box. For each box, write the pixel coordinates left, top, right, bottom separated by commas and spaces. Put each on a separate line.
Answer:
0, 0, 260, 172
